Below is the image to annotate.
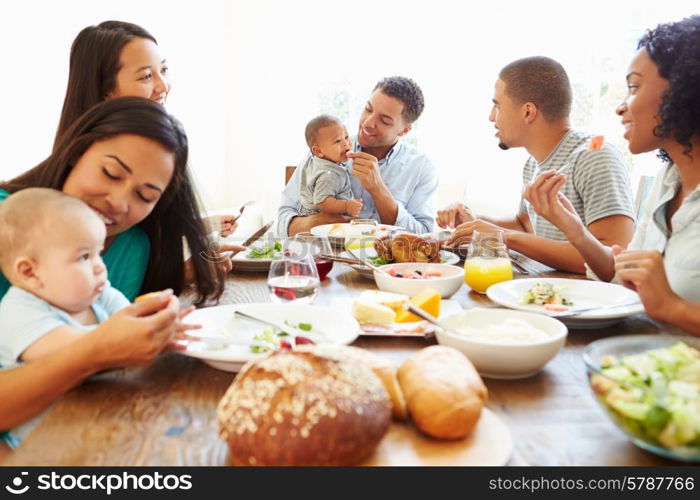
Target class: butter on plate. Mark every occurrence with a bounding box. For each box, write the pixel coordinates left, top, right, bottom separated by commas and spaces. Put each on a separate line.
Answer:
352, 291, 409, 325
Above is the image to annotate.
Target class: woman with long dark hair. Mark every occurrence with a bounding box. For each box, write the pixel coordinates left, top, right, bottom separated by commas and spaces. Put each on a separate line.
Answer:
2, 96, 224, 306
54, 21, 238, 238
55, 21, 169, 146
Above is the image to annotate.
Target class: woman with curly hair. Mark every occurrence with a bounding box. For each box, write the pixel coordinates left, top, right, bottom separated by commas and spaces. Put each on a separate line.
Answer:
524, 15, 700, 335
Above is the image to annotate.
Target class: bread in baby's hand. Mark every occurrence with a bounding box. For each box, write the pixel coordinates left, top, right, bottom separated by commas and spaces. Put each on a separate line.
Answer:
134, 292, 162, 303
398, 345, 487, 440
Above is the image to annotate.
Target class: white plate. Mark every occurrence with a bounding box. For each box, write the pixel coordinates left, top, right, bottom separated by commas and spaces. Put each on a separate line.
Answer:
230, 240, 283, 273
343, 249, 460, 279
181, 303, 360, 371
310, 222, 401, 248
486, 278, 643, 329
330, 297, 463, 336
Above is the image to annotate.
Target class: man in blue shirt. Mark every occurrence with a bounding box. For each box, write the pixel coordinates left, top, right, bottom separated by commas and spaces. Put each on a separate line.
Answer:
277, 76, 438, 237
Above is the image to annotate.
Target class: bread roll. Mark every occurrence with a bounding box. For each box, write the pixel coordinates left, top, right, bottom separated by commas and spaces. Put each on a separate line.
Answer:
217, 350, 391, 465
134, 292, 161, 303
296, 344, 408, 420
398, 345, 487, 440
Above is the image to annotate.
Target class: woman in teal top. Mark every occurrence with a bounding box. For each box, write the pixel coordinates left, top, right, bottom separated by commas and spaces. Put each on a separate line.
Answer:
1, 97, 224, 305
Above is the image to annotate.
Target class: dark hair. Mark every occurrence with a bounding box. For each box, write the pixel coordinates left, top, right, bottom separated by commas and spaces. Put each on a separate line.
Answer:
3, 97, 224, 306
638, 15, 700, 162
373, 76, 425, 124
304, 114, 342, 148
499, 56, 572, 121
54, 21, 157, 147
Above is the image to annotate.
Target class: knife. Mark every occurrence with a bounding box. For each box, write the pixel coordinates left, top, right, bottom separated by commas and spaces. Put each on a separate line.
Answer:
243, 220, 274, 247
229, 220, 275, 259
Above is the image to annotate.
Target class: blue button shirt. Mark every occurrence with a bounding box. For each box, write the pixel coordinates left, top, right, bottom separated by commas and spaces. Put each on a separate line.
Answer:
277, 137, 438, 237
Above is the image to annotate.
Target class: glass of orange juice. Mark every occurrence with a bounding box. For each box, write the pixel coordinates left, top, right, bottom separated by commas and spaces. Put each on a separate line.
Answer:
464, 230, 513, 294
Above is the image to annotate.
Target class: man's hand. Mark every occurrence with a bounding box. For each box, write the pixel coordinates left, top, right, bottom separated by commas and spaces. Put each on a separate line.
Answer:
347, 152, 386, 194
437, 202, 475, 229
449, 219, 510, 247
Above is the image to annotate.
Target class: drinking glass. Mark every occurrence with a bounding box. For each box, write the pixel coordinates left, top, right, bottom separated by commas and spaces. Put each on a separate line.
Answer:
267, 254, 320, 304
464, 230, 513, 294
286, 232, 335, 281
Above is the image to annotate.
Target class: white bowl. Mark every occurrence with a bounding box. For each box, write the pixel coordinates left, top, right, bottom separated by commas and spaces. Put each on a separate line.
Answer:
436, 308, 568, 379
374, 263, 464, 298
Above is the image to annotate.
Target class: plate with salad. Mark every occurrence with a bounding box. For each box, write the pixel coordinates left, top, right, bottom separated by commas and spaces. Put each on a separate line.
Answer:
486, 278, 644, 329
181, 303, 360, 372
230, 239, 283, 272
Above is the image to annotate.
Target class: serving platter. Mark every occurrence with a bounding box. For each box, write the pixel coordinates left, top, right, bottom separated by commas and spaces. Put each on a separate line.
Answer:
364, 409, 512, 466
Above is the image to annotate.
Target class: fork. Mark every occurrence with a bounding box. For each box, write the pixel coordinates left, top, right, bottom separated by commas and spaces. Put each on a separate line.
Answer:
231, 200, 255, 223
345, 248, 392, 277
547, 300, 641, 318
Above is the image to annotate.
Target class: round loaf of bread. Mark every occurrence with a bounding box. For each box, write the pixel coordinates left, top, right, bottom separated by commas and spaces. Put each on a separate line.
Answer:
217, 350, 392, 465
295, 344, 408, 420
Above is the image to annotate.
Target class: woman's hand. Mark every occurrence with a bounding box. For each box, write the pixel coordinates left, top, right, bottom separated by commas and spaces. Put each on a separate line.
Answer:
203, 215, 238, 237
88, 290, 181, 368
613, 247, 680, 322
523, 170, 584, 237
218, 216, 238, 237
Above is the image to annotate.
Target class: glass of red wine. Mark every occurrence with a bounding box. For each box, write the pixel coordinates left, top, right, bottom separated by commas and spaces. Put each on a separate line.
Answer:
286, 232, 335, 281
267, 253, 319, 304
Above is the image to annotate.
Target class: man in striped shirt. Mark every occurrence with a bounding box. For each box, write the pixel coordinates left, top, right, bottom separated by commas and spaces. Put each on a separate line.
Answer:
438, 56, 635, 273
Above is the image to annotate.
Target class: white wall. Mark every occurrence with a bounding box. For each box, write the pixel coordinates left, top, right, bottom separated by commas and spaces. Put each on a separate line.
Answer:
1, 0, 697, 225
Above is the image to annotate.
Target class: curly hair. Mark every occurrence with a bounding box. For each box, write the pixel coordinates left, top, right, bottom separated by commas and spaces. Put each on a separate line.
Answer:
373, 76, 425, 124
304, 114, 342, 148
638, 15, 700, 162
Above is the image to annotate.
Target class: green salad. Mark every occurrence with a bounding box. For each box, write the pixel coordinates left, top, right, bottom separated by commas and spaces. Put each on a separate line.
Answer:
247, 241, 282, 259
523, 282, 573, 306
590, 342, 700, 450
249, 322, 314, 353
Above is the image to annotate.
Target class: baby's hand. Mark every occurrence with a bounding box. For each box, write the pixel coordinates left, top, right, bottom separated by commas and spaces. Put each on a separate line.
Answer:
346, 199, 362, 217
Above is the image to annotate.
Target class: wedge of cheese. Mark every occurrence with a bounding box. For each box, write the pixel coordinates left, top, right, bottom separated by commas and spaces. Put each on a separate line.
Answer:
352, 300, 396, 325
356, 290, 409, 312
395, 288, 441, 323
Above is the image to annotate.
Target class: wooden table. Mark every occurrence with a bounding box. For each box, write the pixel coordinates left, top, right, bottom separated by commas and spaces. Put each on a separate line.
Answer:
4, 256, 687, 466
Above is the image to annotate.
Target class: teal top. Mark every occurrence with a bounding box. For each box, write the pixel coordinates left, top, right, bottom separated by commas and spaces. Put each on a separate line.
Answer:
0, 188, 150, 302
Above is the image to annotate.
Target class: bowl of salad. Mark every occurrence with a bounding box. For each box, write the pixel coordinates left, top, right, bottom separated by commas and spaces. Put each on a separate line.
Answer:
584, 335, 700, 462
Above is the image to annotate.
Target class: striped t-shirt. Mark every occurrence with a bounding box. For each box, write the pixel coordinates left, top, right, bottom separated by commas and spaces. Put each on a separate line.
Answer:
520, 129, 635, 241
